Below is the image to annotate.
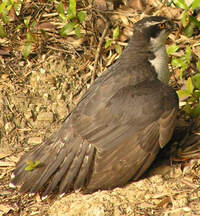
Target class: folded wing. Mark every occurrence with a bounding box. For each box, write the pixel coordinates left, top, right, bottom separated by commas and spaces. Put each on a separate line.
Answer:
11, 79, 178, 195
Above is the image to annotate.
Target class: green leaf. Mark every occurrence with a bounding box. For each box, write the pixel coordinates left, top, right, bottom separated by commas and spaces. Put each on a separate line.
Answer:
77, 11, 86, 23
58, 2, 65, 15
0, 1, 12, 24
25, 166, 33, 171
191, 102, 200, 117
172, 47, 191, 78
192, 74, 200, 90
13, 0, 22, 16
197, 61, 200, 72
186, 77, 194, 94
181, 11, 189, 27
0, 1, 7, 14
67, 0, 76, 20
184, 16, 200, 37
184, 19, 195, 37
180, 70, 183, 80
25, 160, 40, 171
30, 20, 37, 32
7, 4, 12, 12
184, 102, 191, 114
75, 25, 81, 37
173, 0, 189, 9
1, 12, 9, 24
192, 0, 200, 10
167, 45, 179, 55
185, 46, 192, 60
0, 24, 6, 37
26, 32, 35, 42
115, 44, 122, 55
105, 39, 112, 49
190, 16, 200, 28
113, 26, 119, 41
58, 2, 66, 21
22, 42, 32, 59
60, 22, 74, 36
177, 89, 192, 98
24, 16, 31, 28
193, 90, 200, 99
171, 57, 187, 69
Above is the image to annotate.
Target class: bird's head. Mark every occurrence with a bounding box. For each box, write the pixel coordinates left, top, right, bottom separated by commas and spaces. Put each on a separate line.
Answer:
133, 16, 177, 50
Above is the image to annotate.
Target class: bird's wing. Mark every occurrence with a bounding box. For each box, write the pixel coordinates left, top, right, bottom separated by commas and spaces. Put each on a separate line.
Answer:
11, 79, 178, 196
71, 79, 178, 191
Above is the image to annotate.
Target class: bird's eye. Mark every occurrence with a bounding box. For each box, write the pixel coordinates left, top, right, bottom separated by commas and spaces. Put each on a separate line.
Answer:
158, 23, 166, 29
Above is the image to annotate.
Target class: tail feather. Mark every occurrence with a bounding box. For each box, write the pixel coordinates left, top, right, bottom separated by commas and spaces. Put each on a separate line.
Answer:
59, 140, 88, 193
11, 129, 95, 195
22, 145, 69, 193
74, 144, 95, 191
11, 145, 49, 187
42, 150, 75, 196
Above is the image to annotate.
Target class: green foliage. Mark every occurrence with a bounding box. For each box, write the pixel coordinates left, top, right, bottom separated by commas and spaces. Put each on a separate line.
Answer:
67, 0, 76, 20
77, 11, 86, 23
105, 40, 112, 49
113, 26, 119, 40
168, 42, 200, 118
0, 0, 12, 24
172, 0, 188, 9
58, 0, 86, 37
60, 22, 75, 36
74, 25, 81, 37
0, 0, 22, 24
168, 45, 192, 79
13, 0, 22, 16
25, 160, 41, 171
115, 44, 122, 55
192, 73, 200, 89
22, 42, 32, 59
0, 0, 87, 58
191, 0, 200, 10
21, 17, 37, 59
168, 1, 200, 118
177, 76, 200, 117
105, 26, 122, 55
197, 61, 200, 71
167, 44, 179, 55
0, 0, 35, 58
0, 23, 6, 37
172, 0, 200, 37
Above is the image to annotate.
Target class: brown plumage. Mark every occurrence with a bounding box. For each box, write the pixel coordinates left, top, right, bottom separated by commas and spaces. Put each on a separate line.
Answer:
10, 16, 178, 197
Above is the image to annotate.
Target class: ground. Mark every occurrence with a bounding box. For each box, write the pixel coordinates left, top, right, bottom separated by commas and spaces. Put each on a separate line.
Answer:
0, 0, 200, 215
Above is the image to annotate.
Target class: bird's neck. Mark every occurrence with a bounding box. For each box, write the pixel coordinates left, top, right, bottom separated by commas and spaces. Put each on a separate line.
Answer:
121, 37, 170, 84
149, 45, 169, 84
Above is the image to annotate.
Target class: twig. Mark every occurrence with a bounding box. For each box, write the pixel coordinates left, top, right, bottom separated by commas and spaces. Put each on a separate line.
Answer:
181, 178, 198, 189
46, 45, 74, 54
0, 161, 15, 167
91, 21, 109, 84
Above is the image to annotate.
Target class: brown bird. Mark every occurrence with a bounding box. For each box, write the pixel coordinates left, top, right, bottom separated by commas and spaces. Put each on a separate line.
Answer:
10, 16, 178, 198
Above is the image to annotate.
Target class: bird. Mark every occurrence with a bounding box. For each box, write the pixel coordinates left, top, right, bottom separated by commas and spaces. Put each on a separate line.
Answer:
10, 16, 179, 198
